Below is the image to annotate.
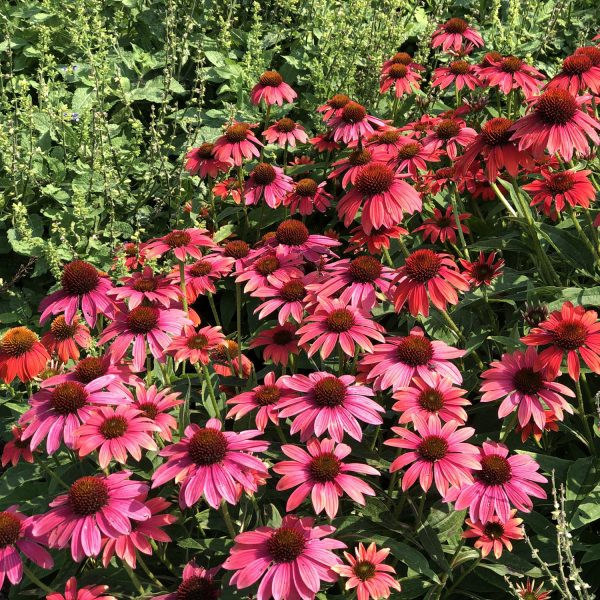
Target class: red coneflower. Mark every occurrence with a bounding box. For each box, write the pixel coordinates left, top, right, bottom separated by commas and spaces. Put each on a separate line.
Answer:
390, 139, 441, 176
284, 177, 332, 216
317, 93, 352, 121
263, 117, 308, 147
153, 562, 220, 600
168, 325, 225, 366
463, 510, 524, 559
213, 177, 243, 204
328, 101, 387, 143
131, 384, 183, 442
266, 219, 340, 262
185, 142, 233, 178
309, 130, 341, 152
46, 577, 116, 600
1, 426, 34, 467
575, 45, 600, 66
243, 162, 293, 209
145, 228, 215, 262
432, 60, 480, 91
213, 121, 263, 166
0, 326, 50, 384
379, 63, 422, 97
548, 54, 600, 94
110, 267, 181, 309
250, 70, 297, 106
478, 55, 545, 98
41, 315, 91, 364
422, 118, 477, 160
329, 146, 393, 189
414, 206, 470, 245
431, 18, 484, 52
346, 224, 408, 255
249, 322, 300, 367
459, 251, 505, 287
515, 579, 551, 600
253, 275, 309, 325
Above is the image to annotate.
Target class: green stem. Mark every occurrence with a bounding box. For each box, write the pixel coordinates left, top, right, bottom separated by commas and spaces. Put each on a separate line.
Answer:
22, 564, 53, 594
451, 188, 470, 259
575, 378, 596, 454
236, 283, 243, 375
414, 493, 426, 530
397, 236, 410, 258
490, 182, 517, 216
283, 141, 289, 174
40, 459, 70, 490
275, 425, 288, 444
178, 260, 189, 314
207, 292, 221, 327
137, 554, 166, 589
440, 309, 485, 370
200, 362, 221, 417
382, 245, 394, 267
123, 562, 145, 595
221, 501, 237, 539
567, 205, 599, 261
444, 557, 482, 598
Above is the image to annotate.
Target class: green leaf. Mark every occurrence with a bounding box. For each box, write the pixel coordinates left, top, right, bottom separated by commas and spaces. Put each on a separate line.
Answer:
565, 457, 600, 529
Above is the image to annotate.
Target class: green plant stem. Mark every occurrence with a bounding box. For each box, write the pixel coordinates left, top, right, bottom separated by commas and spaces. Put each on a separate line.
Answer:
178, 259, 188, 314
221, 501, 237, 539
236, 283, 243, 375
444, 557, 481, 598
123, 562, 145, 595
414, 493, 426, 530
397, 236, 410, 258
283, 141, 289, 173
490, 182, 517, 217
440, 310, 485, 370
137, 554, 166, 589
567, 205, 599, 261
381, 246, 394, 267
451, 188, 470, 259
200, 362, 221, 417
22, 564, 53, 594
575, 378, 596, 454
207, 292, 221, 326
40, 459, 70, 489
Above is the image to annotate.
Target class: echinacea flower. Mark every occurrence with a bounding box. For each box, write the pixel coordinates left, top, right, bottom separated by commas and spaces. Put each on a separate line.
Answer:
328, 101, 387, 143
296, 298, 385, 359
251, 70, 297, 106
273, 438, 379, 518
379, 63, 422, 97
0, 326, 50, 384
154, 562, 221, 600
276, 371, 384, 442
381, 51, 423, 72
431, 18, 484, 52
249, 323, 300, 366
33, 471, 151, 561
144, 228, 215, 262
459, 251, 505, 288
39, 260, 115, 328
389, 139, 440, 176
422, 118, 477, 160
329, 146, 393, 189
391, 249, 470, 317
481, 346, 575, 428
263, 118, 308, 147
168, 325, 225, 365
213, 177, 243, 204
254, 275, 309, 325
131, 384, 182, 442
510, 89, 600, 161
185, 142, 233, 178
213, 122, 263, 166
414, 206, 470, 245
548, 54, 600, 94
309, 130, 340, 152
463, 510, 524, 559
73, 405, 160, 468
317, 93, 352, 121
515, 579, 551, 600
151, 418, 269, 509
237, 251, 303, 295
110, 269, 180, 311
445, 441, 547, 523
244, 163, 294, 209
41, 315, 91, 363
521, 301, 600, 380
266, 219, 340, 262
478, 55, 544, 98
99, 304, 192, 372
227, 372, 295, 430
223, 515, 345, 600
170, 255, 232, 302
385, 415, 479, 495
115, 241, 147, 271
210, 340, 253, 378
0, 506, 53, 588
46, 576, 116, 600
392, 371, 471, 425
284, 178, 332, 216
516, 409, 560, 443
432, 60, 480, 91
359, 327, 465, 392
346, 224, 408, 255
332, 543, 401, 600
1, 426, 34, 467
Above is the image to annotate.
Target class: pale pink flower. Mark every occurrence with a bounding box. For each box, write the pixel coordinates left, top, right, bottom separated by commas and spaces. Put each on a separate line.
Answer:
131, 384, 182, 442
168, 325, 225, 366
244, 163, 294, 208
263, 118, 308, 146
109, 267, 181, 309
251, 71, 297, 105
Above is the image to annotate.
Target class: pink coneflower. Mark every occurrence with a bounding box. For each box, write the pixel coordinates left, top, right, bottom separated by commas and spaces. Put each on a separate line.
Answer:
41, 315, 91, 363
244, 163, 294, 208
382, 51, 423, 72
168, 325, 225, 366
521, 301, 600, 380
34, 471, 150, 561
365, 127, 406, 152
170, 255, 232, 302
274, 438, 378, 519
277, 371, 384, 442
422, 118, 477, 160
151, 418, 269, 509
267, 219, 340, 262
213, 121, 263, 166
236, 251, 303, 294
332, 542, 401, 600
185, 142, 233, 178
0, 326, 49, 384
379, 63, 422, 97
99, 304, 191, 372
328, 101, 387, 143
145, 228, 215, 262
346, 224, 408, 255
227, 372, 294, 430
254, 275, 309, 325
263, 118, 308, 147
385, 415, 479, 495
131, 384, 182, 442
400, 114, 440, 139
73, 405, 159, 468
154, 562, 221, 600
318, 93, 352, 121
575, 45, 600, 66
1, 426, 34, 467
478, 55, 544, 98
210, 340, 253, 378
481, 346, 575, 429
392, 371, 470, 425
250, 323, 300, 366
110, 267, 181, 309
432, 60, 480, 91
414, 206, 471, 245
46, 576, 116, 600
329, 146, 393, 189
284, 178, 332, 216
389, 139, 440, 176
338, 163, 421, 234
463, 510, 524, 559
310, 130, 340, 152
510, 89, 600, 161
445, 441, 547, 523
20, 377, 129, 454
516, 408, 560, 443
296, 298, 385, 359
115, 241, 147, 271
359, 327, 465, 392
224, 515, 345, 600
0, 506, 52, 588
392, 249, 470, 317
251, 70, 297, 106
548, 54, 600, 94
101, 496, 176, 568
515, 579, 551, 600
459, 251, 505, 287
214, 177, 243, 204
432, 18, 484, 52
523, 169, 596, 217
39, 260, 115, 328
306, 256, 394, 311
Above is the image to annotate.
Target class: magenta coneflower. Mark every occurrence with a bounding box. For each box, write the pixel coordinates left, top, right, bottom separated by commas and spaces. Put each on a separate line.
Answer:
153, 562, 220, 600
366, 127, 406, 152
481, 346, 575, 429
145, 228, 215, 262
185, 142, 233, 178
73, 405, 160, 468
392, 249, 470, 317
445, 441, 547, 523
521, 301, 600, 381
328, 101, 387, 143
392, 371, 471, 425
251, 70, 297, 106
510, 89, 600, 161
317, 93, 352, 121
385, 415, 479, 495
1, 426, 34, 467
236, 251, 303, 293
151, 419, 269, 509
432, 60, 480, 91
310, 130, 341, 152
390, 139, 441, 176
20, 377, 129, 454
131, 384, 182, 441
170, 254, 232, 302
227, 371, 294, 430
254, 275, 309, 325
381, 51, 423, 73
478, 55, 544, 98
274, 438, 378, 519
338, 163, 421, 234
39, 260, 115, 328
101, 496, 176, 569
263, 118, 308, 147
463, 510, 524, 559
414, 206, 471, 245
116, 241, 147, 271
213, 121, 263, 165
46, 576, 116, 600
110, 267, 181, 309
359, 327, 465, 392
244, 163, 294, 208
284, 178, 332, 216
41, 315, 91, 363
210, 340, 253, 379
548, 54, 600, 94
99, 304, 191, 372
0, 506, 53, 588
379, 63, 422, 97
267, 219, 340, 262
333, 542, 401, 600
329, 146, 393, 189
224, 515, 345, 600
431, 18, 484, 52
277, 371, 384, 442
346, 224, 408, 255
296, 298, 385, 359
249, 323, 300, 366
168, 325, 225, 366
459, 251, 505, 287
422, 118, 477, 160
